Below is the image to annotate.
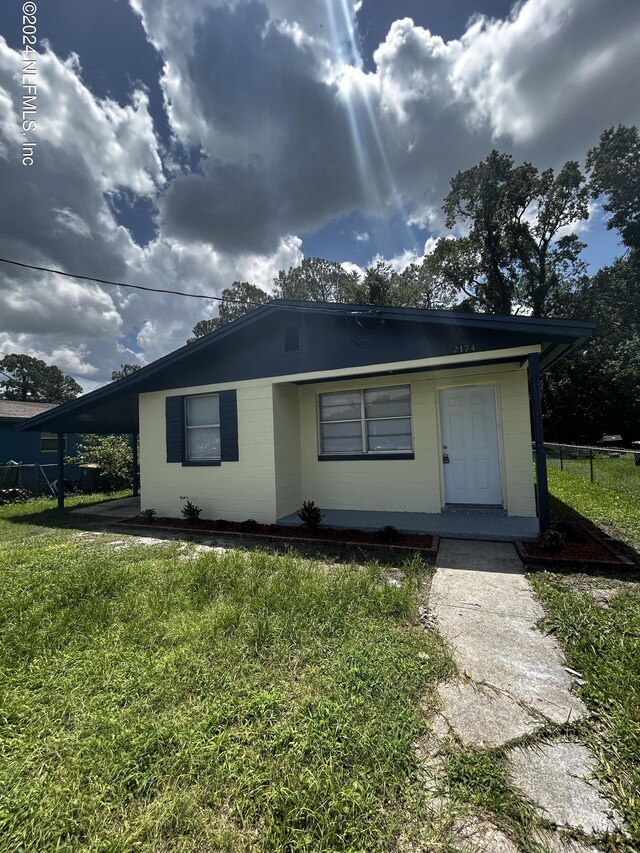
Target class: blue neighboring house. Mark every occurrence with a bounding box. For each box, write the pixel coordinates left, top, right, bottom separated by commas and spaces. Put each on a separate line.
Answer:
0, 400, 82, 468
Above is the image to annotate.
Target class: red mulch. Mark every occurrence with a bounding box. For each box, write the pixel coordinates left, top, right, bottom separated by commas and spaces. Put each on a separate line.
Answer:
522, 521, 623, 563
125, 515, 433, 549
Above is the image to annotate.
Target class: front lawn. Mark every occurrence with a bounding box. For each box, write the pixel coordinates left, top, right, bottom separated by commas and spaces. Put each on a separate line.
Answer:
547, 467, 640, 547
0, 498, 451, 851
530, 573, 640, 845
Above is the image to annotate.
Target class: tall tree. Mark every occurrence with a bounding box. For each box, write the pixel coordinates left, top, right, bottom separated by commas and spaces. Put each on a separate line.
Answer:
432, 150, 589, 316
0, 354, 82, 403
542, 254, 640, 442
587, 124, 640, 252
273, 257, 359, 303
111, 363, 141, 381
190, 281, 270, 341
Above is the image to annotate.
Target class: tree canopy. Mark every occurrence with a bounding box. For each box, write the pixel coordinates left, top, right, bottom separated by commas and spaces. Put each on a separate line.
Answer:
111, 364, 142, 381
0, 354, 83, 403
190, 281, 270, 340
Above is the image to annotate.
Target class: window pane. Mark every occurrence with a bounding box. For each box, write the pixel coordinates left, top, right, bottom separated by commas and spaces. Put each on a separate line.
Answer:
364, 386, 410, 419
187, 426, 221, 458
41, 433, 58, 452
319, 391, 360, 422
187, 395, 219, 426
366, 418, 412, 451
321, 420, 362, 452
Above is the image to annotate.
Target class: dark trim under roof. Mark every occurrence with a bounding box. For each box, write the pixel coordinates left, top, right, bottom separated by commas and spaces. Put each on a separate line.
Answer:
18, 300, 595, 435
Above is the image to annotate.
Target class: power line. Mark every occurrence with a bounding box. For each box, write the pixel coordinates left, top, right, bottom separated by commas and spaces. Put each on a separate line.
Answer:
0, 257, 264, 305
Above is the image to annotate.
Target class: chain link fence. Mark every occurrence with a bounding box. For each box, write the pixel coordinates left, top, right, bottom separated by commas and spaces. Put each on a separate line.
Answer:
540, 442, 640, 499
0, 462, 90, 502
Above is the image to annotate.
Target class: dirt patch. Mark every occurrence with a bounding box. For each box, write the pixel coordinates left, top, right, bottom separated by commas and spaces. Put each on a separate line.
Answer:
518, 522, 634, 570
123, 515, 435, 551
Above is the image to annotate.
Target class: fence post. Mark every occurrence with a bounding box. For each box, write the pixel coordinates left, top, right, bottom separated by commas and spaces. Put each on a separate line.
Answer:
57, 432, 65, 511
560, 444, 563, 471
589, 448, 594, 483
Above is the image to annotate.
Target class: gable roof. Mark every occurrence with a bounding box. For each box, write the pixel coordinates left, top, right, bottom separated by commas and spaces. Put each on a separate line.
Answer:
18, 300, 595, 435
0, 400, 57, 421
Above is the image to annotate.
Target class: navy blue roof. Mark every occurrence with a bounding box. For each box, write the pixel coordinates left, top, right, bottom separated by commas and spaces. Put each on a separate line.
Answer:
18, 301, 595, 434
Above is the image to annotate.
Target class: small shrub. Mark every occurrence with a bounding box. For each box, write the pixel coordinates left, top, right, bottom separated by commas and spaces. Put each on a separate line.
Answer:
181, 500, 203, 523
378, 524, 400, 544
139, 508, 157, 522
537, 528, 565, 551
238, 518, 259, 532
297, 500, 323, 530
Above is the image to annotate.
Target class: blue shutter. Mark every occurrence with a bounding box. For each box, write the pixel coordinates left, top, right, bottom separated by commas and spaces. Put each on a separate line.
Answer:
219, 390, 239, 461
165, 395, 184, 463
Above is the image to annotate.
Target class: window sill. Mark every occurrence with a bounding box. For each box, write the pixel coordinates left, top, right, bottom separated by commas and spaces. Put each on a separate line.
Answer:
182, 459, 222, 467
318, 452, 415, 462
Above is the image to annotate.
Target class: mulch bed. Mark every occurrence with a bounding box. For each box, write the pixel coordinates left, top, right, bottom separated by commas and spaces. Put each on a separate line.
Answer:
117, 515, 438, 559
516, 521, 634, 570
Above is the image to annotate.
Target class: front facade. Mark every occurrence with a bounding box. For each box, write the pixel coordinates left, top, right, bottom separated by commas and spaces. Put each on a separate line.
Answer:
139, 358, 535, 526
18, 301, 595, 537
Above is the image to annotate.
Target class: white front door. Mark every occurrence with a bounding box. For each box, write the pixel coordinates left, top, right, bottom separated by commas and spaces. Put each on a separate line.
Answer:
439, 386, 502, 505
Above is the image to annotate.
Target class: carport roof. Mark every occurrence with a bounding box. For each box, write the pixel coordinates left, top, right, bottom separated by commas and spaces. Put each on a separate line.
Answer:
17, 300, 595, 435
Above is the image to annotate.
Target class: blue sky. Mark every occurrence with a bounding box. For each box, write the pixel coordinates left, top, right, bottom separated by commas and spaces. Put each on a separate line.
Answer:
0, 0, 638, 386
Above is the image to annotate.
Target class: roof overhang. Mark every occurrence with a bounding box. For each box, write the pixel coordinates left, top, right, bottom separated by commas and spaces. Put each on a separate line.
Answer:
17, 301, 595, 435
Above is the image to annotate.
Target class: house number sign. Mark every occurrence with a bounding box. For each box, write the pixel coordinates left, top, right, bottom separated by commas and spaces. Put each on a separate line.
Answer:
452, 343, 476, 354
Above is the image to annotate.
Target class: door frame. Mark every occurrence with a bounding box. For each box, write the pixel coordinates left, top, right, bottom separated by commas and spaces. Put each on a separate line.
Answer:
435, 382, 506, 509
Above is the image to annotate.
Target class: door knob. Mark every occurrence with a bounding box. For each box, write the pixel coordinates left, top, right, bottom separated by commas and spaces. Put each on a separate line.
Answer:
443, 454, 450, 464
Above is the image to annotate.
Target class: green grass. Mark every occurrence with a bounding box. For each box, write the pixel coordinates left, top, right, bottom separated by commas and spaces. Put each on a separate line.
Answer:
530, 574, 640, 846
547, 467, 640, 545
0, 498, 452, 851
546, 452, 640, 501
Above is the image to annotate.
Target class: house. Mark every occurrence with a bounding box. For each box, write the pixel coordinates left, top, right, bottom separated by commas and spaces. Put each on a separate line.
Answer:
0, 400, 81, 465
18, 301, 594, 539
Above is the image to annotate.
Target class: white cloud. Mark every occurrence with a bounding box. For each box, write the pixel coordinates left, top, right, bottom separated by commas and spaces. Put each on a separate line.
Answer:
353, 230, 369, 242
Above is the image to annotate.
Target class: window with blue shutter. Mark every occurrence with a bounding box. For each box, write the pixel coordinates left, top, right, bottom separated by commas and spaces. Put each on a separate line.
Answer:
165, 390, 238, 465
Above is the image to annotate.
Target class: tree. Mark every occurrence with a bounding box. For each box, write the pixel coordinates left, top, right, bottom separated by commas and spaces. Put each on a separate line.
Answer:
190, 281, 270, 341
0, 354, 82, 403
431, 150, 589, 316
111, 363, 141, 381
273, 257, 360, 303
68, 434, 134, 491
587, 124, 640, 252
542, 254, 640, 442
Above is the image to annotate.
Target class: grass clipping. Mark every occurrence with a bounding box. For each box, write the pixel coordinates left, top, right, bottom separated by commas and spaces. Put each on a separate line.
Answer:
0, 531, 450, 851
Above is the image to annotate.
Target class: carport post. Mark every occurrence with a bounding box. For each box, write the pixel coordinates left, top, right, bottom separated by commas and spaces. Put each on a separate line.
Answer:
57, 432, 65, 511
529, 353, 550, 531
131, 433, 139, 497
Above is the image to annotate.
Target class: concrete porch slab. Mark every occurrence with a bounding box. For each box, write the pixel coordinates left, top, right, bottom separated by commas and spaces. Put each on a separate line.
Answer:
70, 496, 141, 518
277, 507, 539, 541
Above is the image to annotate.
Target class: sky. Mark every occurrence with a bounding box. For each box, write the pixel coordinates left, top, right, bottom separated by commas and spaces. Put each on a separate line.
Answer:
0, 0, 638, 390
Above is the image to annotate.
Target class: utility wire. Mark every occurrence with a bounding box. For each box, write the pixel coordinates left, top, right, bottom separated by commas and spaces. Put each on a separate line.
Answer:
0, 257, 263, 305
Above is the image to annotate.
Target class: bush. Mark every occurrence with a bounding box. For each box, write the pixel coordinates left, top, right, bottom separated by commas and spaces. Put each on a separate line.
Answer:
140, 508, 157, 522
238, 518, 259, 532
67, 435, 135, 491
181, 500, 203, 523
297, 500, 323, 530
378, 524, 400, 544
537, 528, 565, 551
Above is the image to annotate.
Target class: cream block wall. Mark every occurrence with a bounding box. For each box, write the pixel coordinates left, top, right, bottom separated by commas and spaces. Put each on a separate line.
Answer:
139, 379, 278, 523
273, 384, 302, 518
297, 362, 537, 518
138, 359, 537, 524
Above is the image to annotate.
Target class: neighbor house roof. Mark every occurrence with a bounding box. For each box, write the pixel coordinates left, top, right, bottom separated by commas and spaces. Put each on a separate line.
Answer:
0, 400, 57, 421
17, 300, 596, 435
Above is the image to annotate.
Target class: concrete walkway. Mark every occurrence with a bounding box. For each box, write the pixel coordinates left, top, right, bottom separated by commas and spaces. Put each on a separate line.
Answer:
425, 539, 624, 849
70, 496, 141, 519
278, 508, 539, 541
